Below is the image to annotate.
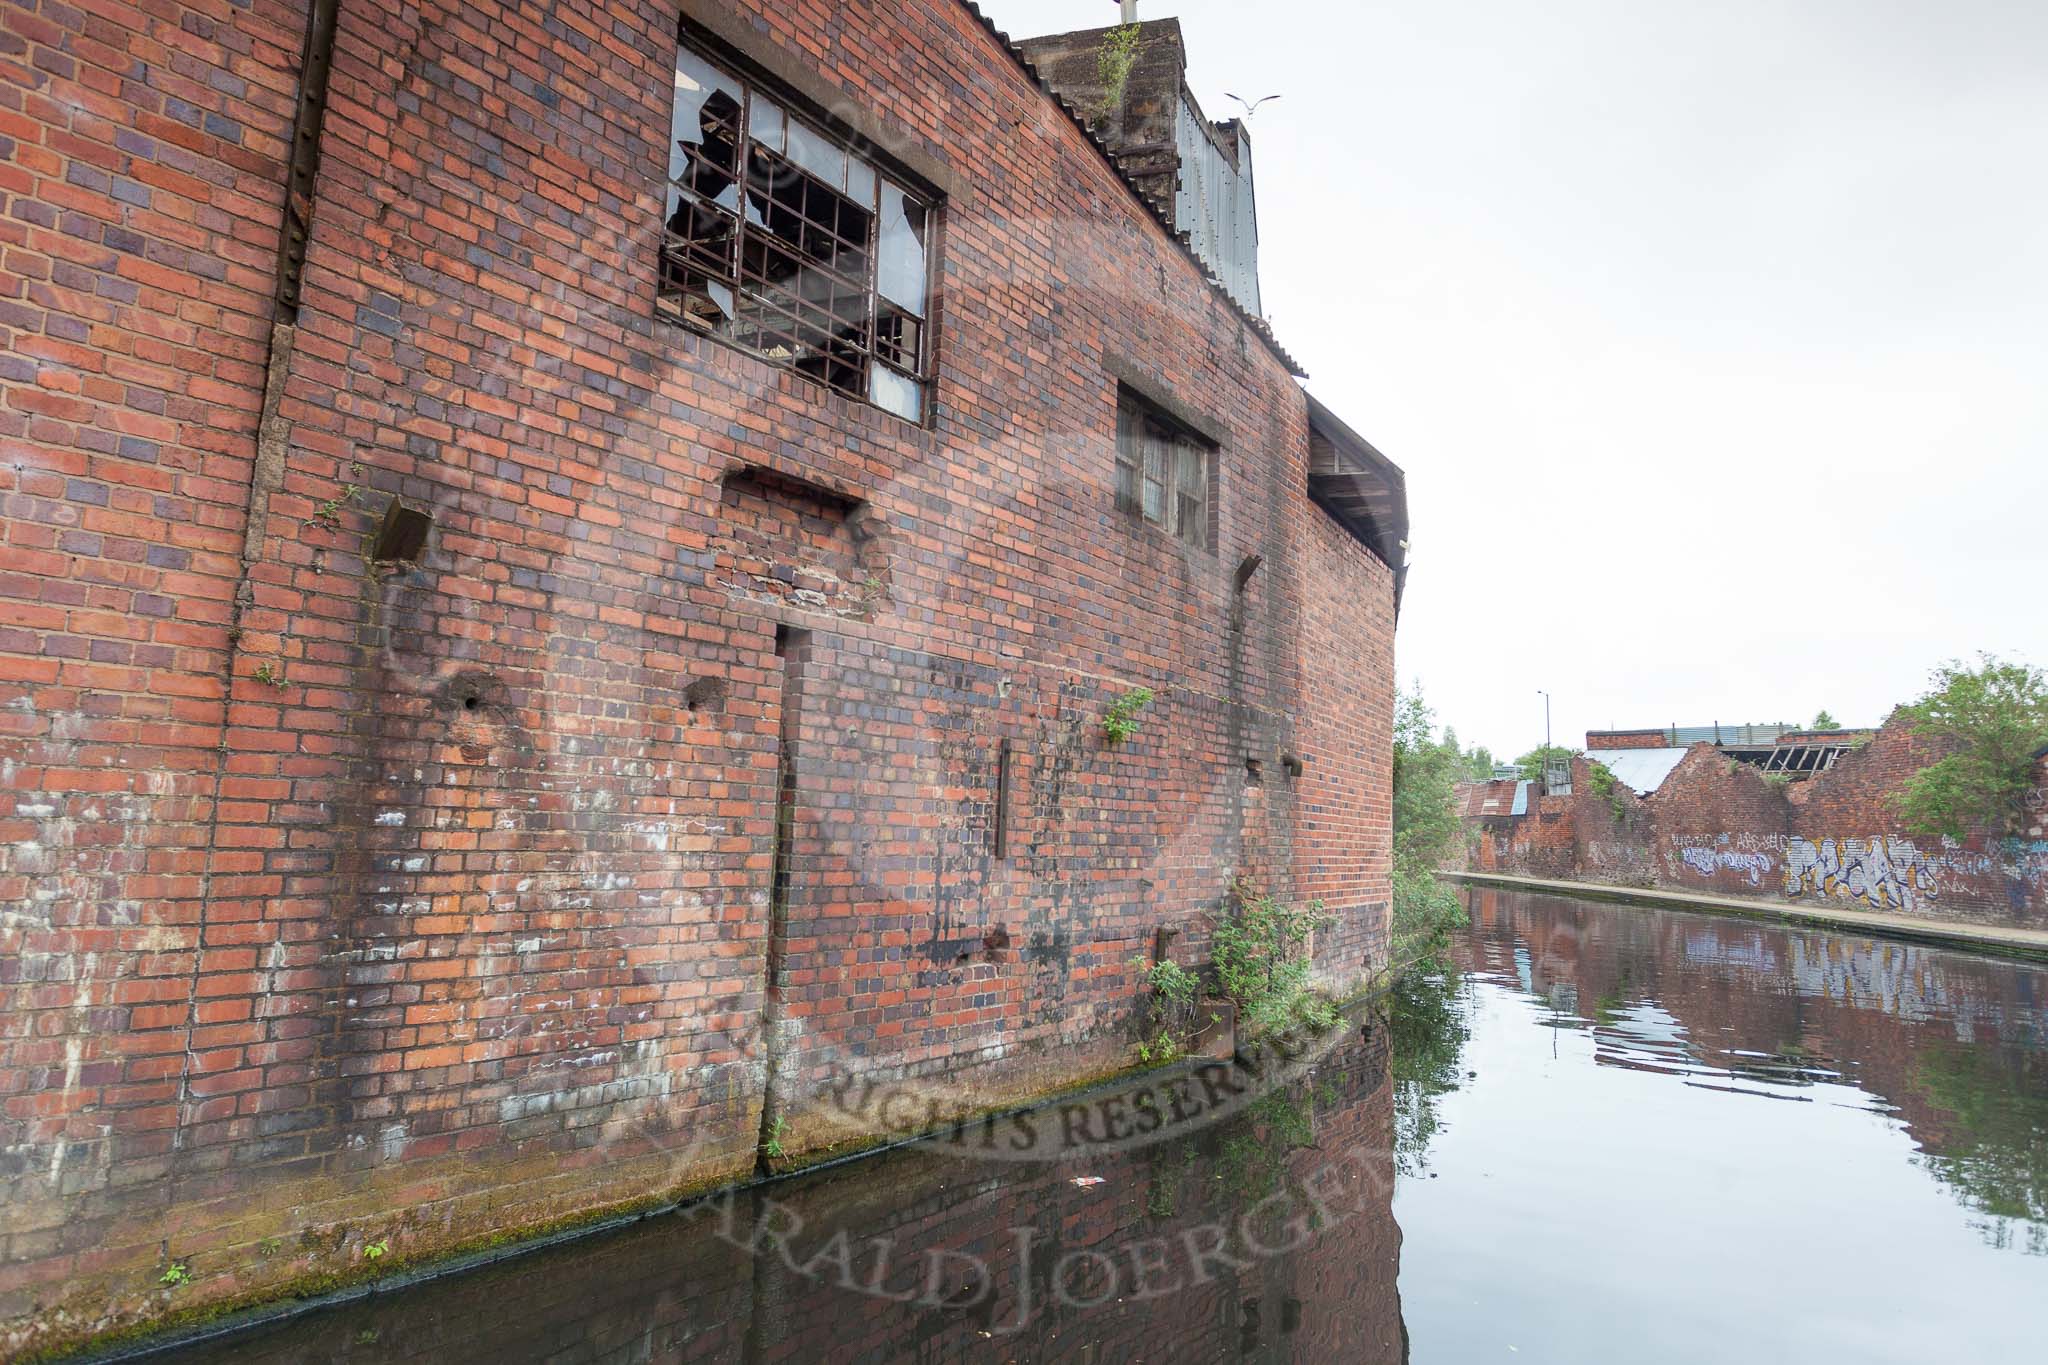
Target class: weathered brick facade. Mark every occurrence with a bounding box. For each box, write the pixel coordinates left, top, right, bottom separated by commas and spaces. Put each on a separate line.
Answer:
0, 0, 1399, 1351
1454, 724, 2048, 927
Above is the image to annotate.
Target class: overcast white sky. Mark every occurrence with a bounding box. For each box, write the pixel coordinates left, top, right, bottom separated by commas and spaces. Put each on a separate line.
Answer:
988, 0, 2048, 758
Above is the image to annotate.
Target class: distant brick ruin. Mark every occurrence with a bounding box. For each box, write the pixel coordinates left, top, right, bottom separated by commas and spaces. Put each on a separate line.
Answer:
1454, 715, 2048, 926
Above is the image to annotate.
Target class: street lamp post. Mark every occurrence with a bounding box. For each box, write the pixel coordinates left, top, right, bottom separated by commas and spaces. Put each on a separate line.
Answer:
1537, 690, 1551, 753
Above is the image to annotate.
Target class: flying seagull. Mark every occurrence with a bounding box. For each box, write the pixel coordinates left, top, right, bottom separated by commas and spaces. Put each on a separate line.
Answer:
1224, 92, 1282, 118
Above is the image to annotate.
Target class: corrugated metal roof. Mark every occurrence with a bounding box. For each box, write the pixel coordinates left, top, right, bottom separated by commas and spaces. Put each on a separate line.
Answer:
1587, 748, 1688, 796
964, 4, 1304, 376
1459, 780, 1521, 818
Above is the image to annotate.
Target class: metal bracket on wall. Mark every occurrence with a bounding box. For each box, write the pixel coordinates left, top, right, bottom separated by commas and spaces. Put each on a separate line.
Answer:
273, 0, 341, 316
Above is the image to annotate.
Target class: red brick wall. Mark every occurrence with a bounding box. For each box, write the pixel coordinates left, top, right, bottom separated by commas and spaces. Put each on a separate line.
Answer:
0, 0, 315, 1346
1297, 513, 1396, 980
0, 0, 1398, 1350
1586, 729, 1667, 751
1649, 744, 1792, 897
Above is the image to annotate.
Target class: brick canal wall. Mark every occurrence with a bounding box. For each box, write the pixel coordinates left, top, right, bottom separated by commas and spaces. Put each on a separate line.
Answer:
70, 1027, 1404, 1363
1452, 723, 2048, 927
0, 0, 1398, 1352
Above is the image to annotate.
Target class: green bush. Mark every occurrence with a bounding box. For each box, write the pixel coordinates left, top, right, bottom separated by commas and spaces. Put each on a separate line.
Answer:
1213, 884, 1337, 1038
1392, 686, 1470, 973
1130, 955, 1198, 1063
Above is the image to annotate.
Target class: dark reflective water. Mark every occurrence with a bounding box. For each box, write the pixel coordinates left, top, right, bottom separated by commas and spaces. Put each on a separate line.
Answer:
1396, 889, 2047, 1362
142, 890, 2045, 1363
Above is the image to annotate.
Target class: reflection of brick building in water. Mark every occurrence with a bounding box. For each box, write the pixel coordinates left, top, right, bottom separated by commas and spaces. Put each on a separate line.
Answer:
158, 1027, 1408, 1364
1456, 889, 2048, 1219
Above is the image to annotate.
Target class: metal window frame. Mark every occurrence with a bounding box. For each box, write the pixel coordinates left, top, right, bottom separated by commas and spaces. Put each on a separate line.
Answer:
659, 34, 936, 421
1114, 389, 1214, 551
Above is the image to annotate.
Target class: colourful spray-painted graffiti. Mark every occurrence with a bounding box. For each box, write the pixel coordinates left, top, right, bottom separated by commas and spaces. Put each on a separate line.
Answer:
1783, 836, 1934, 912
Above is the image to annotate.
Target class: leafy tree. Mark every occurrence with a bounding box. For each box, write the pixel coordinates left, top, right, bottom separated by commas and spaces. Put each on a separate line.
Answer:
1392, 686, 1468, 970
1898, 655, 2048, 839
1515, 744, 1580, 783
1441, 726, 1497, 781
1811, 709, 1841, 731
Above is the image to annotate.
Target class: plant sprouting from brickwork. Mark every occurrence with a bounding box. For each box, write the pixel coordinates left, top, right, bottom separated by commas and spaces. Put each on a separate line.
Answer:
1212, 881, 1337, 1039
1582, 758, 1636, 825
1130, 954, 1198, 1064
1100, 686, 1154, 744
1095, 22, 1142, 122
312, 483, 360, 528
252, 662, 286, 688
1898, 654, 2048, 839
159, 1261, 190, 1288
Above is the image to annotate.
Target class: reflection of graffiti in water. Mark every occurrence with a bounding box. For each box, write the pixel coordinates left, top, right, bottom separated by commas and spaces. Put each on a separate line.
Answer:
1678, 846, 1773, 887
1784, 835, 1934, 912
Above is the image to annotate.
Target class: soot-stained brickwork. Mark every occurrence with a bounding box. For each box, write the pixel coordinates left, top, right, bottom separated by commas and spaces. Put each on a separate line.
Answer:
0, 0, 1400, 1351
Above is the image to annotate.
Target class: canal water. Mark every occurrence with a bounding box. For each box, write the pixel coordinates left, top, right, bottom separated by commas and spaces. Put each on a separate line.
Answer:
141, 889, 2045, 1363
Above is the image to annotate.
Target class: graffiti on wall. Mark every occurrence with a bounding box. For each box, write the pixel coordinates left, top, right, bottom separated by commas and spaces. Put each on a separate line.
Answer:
1678, 845, 1774, 886
1665, 833, 1778, 888
1783, 836, 1935, 913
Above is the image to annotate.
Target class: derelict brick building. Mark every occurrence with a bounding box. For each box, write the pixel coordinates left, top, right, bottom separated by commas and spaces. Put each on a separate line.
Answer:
0, 0, 1408, 1348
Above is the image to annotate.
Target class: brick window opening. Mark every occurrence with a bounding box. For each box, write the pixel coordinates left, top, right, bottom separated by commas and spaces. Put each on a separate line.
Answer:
1115, 389, 1212, 549
660, 35, 933, 422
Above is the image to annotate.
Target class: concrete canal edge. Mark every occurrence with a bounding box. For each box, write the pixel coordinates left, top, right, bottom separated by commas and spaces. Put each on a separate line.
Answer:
1445, 871, 2048, 965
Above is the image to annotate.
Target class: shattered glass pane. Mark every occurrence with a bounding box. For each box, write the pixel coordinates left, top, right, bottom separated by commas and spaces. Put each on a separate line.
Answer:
671, 48, 743, 184
877, 181, 927, 315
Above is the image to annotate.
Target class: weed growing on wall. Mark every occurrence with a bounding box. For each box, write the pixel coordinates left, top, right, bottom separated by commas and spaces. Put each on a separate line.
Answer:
1100, 686, 1154, 744
1213, 882, 1336, 1038
1095, 22, 1142, 122
1584, 758, 1634, 824
1129, 956, 1197, 1064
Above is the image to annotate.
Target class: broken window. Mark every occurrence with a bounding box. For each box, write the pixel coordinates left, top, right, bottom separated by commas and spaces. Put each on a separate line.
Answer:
1114, 389, 1212, 549
660, 34, 934, 422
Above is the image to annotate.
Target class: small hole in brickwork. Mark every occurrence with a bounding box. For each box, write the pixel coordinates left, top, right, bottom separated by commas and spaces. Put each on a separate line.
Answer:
1244, 757, 1263, 785
462, 695, 479, 711
372, 501, 433, 563
684, 676, 727, 714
